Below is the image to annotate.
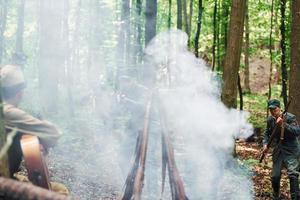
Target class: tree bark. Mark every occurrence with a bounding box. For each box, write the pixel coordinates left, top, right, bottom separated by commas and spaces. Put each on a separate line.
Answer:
177, 0, 182, 30
221, 0, 246, 108
221, 0, 229, 52
289, 0, 300, 118
188, 0, 193, 38
168, 0, 172, 29
244, 0, 250, 92
0, 82, 9, 177
212, 0, 217, 70
145, 0, 157, 45
16, 0, 25, 54
39, 0, 64, 113
0, 177, 74, 200
267, 0, 275, 117
194, 0, 203, 57
0, 0, 8, 63
280, 0, 288, 108
182, 0, 189, 36
136, 0, 143, 63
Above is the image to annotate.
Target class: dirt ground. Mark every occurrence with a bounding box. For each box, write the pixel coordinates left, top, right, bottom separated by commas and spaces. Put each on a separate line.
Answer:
240, 56, 277, 93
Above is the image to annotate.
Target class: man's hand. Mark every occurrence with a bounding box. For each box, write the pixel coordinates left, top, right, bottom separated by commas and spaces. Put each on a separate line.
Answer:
276, 116, 283, 127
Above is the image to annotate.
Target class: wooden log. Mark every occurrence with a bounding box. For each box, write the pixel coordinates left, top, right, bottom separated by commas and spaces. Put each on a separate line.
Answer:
0, 177, 75, 200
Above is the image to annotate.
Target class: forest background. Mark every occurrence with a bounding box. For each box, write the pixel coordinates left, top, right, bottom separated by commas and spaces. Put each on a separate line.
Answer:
0, 0, 300, 199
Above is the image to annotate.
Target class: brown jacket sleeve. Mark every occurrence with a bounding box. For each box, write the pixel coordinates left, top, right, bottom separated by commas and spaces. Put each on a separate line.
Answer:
3, 103, 61, 149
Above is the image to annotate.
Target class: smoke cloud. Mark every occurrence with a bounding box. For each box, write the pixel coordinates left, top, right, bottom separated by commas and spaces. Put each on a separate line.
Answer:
143, 29, 254, 199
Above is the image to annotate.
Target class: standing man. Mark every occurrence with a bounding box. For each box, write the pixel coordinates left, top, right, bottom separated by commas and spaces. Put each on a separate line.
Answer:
0, 64, 61, 178
263, 99, 300, 200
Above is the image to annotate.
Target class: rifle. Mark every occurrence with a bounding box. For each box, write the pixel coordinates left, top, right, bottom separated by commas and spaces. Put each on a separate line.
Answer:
159, 97, 188, 200
121, 93, 153, 200
259, 99, 292, 163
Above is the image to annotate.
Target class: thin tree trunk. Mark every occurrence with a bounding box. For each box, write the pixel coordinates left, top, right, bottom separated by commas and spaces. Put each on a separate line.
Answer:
194, 0, 203, 57
39, 0, 63, 113
244, 0, 250, 93
177, 0, 182, 30
220, 0, 230, 70
289, 0, 300, 119
63, 0, 73, 117
145, 0, 157, 45
168, 0, 172, 29
267, 0, 275, 117
280, 0, 288, 107
115, 0, 129, 89
0, 81, 9, 177
212, 0, 217, 70
216, 0, 221, 70
71, 0, 81, 89
189, 0, 193, 37
144, 0, 157, 88
238, 74, 243, 110
0, 0, 8, 62
16, 0, 25, 54
221, 0, 246, 108
136, 0, 143, 64
183, 0, 189, 36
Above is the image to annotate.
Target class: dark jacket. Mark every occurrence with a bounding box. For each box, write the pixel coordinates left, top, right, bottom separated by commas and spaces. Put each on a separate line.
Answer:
263, 112, 300, 157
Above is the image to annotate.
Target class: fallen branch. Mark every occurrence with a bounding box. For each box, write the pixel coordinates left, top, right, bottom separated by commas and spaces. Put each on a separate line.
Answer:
0, 177, 75, 200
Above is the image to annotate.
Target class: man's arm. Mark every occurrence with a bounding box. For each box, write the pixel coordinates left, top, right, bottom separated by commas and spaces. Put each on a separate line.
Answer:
3, 104, 61, 149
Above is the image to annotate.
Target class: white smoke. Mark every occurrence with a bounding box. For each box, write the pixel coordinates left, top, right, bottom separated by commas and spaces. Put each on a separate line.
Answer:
144, 29, 254, 200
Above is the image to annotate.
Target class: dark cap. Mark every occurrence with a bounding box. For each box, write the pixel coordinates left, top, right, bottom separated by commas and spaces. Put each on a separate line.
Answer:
268, 99, 280, 109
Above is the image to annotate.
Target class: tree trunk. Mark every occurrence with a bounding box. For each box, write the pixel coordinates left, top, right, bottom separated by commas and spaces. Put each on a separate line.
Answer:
188, 0, 193, 38
212, 0, 217, 70
194, 0, 203, 57
182, 0, 189, 36
0, 177, 74, 200
62, 0, 74, 117
145, 0, 157, 45
221, 0, 246, 108
70, 0, 81, 89
267, 0, 275, 117
177, 0, 182, 30
280, 0, 288, 108
0, 0, 8, 63
136, 0, 143, 63
289, 0, 300, 118
238, 74, 243, 110
16, 0, 25, 54
39, 0, 64, 113
220, 0, 230, 70
144, 0, 157, 88
168, 0, 172, 29
244, 0, 250, 92
0, 82, 9, 177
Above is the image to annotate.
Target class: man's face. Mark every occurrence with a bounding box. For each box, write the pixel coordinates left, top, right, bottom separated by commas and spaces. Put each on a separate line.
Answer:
270, 106, 281, 118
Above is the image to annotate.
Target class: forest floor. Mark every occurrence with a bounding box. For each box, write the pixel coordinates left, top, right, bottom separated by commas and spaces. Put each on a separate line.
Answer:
236, 140, 290, 200
18, 57, 286, 199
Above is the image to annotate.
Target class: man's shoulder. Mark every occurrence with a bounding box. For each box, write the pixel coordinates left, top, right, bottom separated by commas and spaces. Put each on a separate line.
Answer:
286, 112, 296, 119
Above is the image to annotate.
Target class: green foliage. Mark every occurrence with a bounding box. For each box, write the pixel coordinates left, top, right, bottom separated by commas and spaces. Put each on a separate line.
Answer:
241, 85, 282, 129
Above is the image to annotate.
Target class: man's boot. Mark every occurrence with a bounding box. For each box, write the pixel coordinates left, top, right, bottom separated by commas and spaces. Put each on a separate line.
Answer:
289, 177, 300, 200
272, 180, 281, 200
